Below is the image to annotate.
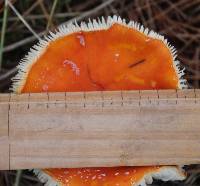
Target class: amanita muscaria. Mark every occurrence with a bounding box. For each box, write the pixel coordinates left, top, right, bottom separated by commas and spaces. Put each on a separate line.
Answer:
12, 16, 187, 186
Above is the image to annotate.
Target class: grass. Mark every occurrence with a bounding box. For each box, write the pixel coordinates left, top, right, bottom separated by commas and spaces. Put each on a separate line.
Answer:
46, 0, 59, 31
14, 170, 22, 186
0, 0, 8, 70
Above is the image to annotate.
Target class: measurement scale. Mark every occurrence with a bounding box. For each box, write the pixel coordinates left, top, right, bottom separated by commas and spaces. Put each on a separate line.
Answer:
0, 89, 200, 170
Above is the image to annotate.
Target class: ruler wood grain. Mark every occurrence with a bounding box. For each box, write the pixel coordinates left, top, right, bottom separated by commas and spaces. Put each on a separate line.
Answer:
0, 89, 200, 170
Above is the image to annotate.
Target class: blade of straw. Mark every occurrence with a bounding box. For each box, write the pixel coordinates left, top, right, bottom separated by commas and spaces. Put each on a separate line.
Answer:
6, 0, 41, 40
0, 0, 8, 69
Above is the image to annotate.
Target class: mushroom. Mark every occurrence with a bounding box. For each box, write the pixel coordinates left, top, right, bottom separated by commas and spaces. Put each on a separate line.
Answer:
11, 16, 187, 186
33, 166, 185, 186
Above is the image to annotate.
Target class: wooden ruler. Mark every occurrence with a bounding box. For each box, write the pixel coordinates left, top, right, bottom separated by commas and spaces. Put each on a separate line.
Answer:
0, 89, 200, 170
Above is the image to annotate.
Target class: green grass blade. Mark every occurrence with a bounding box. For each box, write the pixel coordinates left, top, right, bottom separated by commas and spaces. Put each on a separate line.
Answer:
0, 0, 9, 70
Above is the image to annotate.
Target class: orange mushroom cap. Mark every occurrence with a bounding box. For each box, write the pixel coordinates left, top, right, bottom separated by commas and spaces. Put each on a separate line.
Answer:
11, 16, 186, 93
12, 16, 187, 186
34, 166, 185, 186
